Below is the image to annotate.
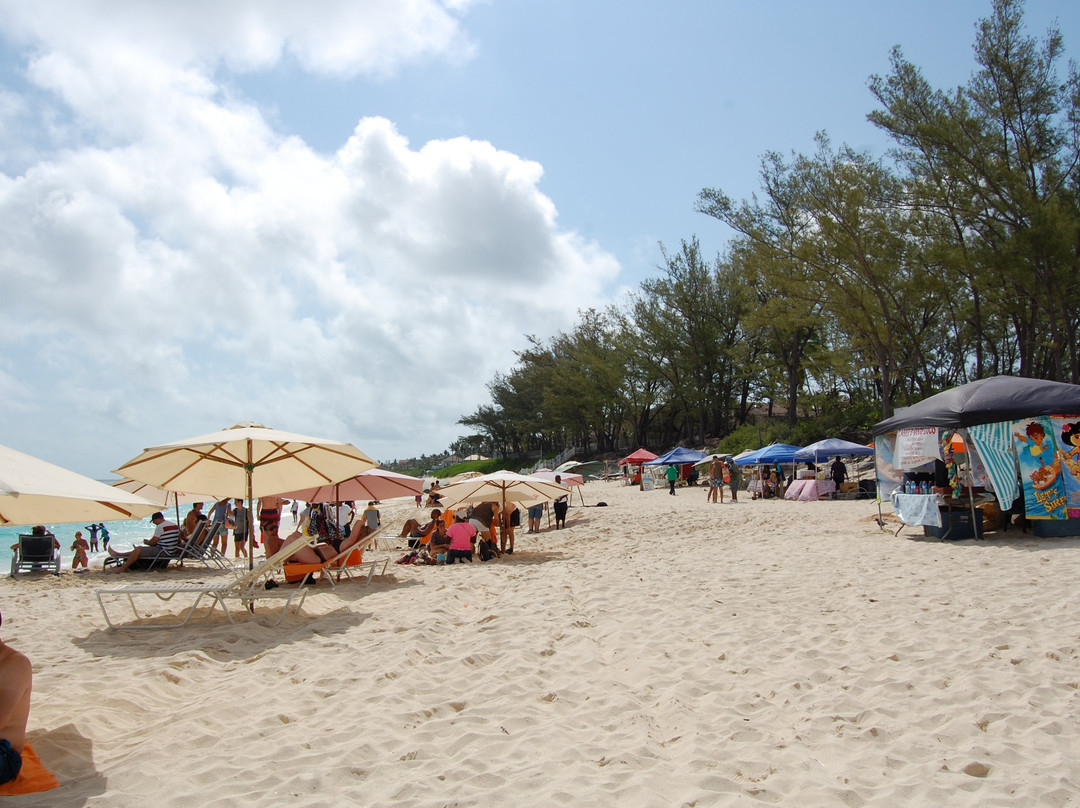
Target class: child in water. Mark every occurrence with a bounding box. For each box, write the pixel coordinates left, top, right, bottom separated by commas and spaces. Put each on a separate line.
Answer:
70, 531, 89, 572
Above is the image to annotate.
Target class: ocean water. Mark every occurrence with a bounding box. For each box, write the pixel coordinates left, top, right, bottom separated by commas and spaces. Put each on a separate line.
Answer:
1, 516, 157, 573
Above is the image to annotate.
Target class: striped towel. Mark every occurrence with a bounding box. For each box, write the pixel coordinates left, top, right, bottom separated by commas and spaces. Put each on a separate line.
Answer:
967, 423, 1019, 508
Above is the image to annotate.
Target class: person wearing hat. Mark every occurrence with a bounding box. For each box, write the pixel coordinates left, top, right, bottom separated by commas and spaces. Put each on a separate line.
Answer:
105, 512, 181, 572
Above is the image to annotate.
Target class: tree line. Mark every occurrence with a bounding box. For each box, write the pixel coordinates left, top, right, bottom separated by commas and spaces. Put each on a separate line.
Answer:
458, 0, 1080, 461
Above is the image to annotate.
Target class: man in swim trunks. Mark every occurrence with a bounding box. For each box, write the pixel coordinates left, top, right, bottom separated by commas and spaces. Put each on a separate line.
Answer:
0, 609, 31, 785
258, 495, 290, 557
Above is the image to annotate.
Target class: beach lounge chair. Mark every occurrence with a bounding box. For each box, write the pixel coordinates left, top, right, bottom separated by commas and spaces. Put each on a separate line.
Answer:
95, 534, 319, 629
281, 526, 389, 586
10, 533, 61, 576
178, 520, 230, 569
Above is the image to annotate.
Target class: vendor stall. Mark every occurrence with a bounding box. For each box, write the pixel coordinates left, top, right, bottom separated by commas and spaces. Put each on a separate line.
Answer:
873, 376, 1080, 539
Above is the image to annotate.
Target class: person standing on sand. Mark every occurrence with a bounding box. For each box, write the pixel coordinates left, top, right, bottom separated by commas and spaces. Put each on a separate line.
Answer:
727, 459, 741, 502
0, 610, 31, 785
208, 498, 231, 556
70, 531, 89, 572
230, 498, 249, 560
84, 523, 100, 552
553, 475, 570, 528
707, 457, 722, 503
665, 464, 678, 495
830, 458, 848, 490
258, 495, 290, 556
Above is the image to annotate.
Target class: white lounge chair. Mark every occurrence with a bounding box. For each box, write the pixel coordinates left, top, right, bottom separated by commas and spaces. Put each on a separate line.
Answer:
95, 534, 319, 629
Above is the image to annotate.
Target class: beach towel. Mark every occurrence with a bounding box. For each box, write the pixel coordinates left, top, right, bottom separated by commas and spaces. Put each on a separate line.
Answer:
0, 744, 59, 795
968, 422, 1020, 509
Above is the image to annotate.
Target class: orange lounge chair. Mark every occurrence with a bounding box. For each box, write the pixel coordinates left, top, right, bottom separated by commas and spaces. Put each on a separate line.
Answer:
282, 527, 387, 586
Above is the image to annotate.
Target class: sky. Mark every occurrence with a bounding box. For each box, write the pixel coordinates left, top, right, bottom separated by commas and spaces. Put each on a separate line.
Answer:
1, 0, 1078, 478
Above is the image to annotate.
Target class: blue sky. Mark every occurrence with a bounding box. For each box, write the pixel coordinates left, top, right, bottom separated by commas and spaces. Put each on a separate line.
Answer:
1, 1, 1077, 477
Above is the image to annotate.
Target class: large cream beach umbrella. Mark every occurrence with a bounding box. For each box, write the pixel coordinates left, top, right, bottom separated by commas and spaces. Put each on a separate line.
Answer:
0, 443, 158, 526
114, 423, 377, 568
436, 470, 573, 515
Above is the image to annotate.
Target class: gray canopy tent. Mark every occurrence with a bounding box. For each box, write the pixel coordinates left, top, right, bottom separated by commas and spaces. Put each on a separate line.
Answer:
872, 375, 1080, 538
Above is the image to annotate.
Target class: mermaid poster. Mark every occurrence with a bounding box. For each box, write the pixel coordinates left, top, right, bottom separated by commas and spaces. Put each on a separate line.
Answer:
1012, 417, 1068, 520
1049, 416, 1080, 517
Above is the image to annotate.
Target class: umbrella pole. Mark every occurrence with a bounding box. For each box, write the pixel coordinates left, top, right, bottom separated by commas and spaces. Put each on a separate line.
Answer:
247, 441, 255, 573
960, 428, 981, 539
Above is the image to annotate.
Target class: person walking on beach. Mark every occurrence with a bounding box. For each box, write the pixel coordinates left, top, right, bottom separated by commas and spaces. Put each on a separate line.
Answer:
0, 609, 32, 786
665, 464, 678, 495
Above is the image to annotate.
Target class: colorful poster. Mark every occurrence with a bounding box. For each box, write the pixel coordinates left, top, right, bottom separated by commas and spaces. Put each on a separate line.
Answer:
874, 434, 902, 501
1012, 417, 1068, 520
1049, 416, 1080, 517
896, 427, 941, 469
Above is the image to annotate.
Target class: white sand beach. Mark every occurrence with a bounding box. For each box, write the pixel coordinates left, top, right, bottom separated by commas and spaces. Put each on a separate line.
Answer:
4, 480, 1080, 806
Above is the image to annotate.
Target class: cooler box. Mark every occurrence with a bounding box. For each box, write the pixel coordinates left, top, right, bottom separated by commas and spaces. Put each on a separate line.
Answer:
924, 508, 983, 540
1031, 519, 1080, 538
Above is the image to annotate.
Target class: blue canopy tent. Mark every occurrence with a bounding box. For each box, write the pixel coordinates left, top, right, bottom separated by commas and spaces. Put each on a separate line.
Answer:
643, 447, 709, 466
793, 439, 874, 462
734, 443, 803, 465
644, 447, 709, 486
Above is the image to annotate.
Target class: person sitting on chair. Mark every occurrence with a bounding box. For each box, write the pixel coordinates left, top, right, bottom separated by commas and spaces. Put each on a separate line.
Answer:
106, 512, 180, 572
399, 509, 442, 546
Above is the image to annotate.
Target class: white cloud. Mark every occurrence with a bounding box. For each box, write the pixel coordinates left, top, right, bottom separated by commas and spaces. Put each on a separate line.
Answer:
0, 0, 620, 475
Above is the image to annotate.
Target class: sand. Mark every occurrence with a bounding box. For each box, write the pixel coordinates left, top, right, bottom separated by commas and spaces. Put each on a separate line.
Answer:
4, 480, 1080, 807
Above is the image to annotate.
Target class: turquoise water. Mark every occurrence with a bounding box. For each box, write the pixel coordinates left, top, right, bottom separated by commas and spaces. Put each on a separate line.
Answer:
1, 517, 156, 573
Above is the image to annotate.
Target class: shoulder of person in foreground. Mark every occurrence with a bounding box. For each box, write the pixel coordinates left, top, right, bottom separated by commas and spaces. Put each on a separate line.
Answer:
0, 637, 32, 751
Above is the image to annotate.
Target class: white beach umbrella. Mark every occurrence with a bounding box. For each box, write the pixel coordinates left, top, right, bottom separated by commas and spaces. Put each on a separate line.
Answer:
0, 443, 158, 526
436, 470, 573, 514
113, 423, 377, 500
114, 423, 377, 569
